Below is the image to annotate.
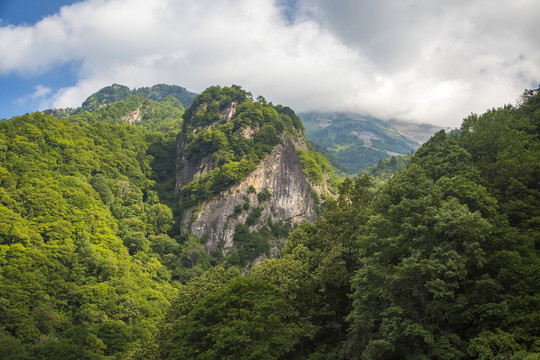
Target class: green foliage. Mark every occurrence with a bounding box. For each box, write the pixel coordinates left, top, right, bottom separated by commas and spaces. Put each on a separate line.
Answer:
346, 89, 540, 359
309, 141, 352, 177
179, 85, 309, 209
257, 187, 272, 203
263, 176, 374, 357
360, 154, 411, 187
273, 104, 304, 133
145, 204, 173, 235
67, 83, 195, 117
134, 265, 240, 359
130, 87, 540, 360
132, 83, 196, 107
227, 223, 271, 267
181, 159, 258, 209
81, 83, 131, 112
150, 276, 301, 360
245, 206, 263, 226
4, 85, 540, 360
296, 146, 340, 191
68, 94, 186, 132
0, 112, 181, 358
297, 149, 324, 184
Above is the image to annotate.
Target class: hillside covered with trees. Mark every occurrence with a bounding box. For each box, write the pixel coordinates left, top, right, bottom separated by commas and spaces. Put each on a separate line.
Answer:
0, 84, 336, 359
137, 88, 540, 359
0, 85, 538, 359
0, 87, 210, 359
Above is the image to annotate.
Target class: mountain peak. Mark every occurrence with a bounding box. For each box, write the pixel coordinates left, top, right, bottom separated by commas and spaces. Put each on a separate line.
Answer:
81, 83, 131, 111
175, 85, 335, 261
80, 83, 197, 112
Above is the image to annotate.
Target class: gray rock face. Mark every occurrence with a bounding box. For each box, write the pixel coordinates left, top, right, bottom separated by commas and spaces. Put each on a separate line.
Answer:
178, 136, 315, 254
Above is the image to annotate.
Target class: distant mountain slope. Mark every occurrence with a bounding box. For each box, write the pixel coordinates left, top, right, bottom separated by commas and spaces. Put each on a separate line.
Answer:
44, 83, 197, 117
44, 84, 195, 132
387, 119, 449, 143
81, 83, 197, 112
299, 112, 444, 173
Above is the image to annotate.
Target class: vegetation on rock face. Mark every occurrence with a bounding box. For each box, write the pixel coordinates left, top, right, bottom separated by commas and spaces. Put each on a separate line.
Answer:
178, 85, 336, 266
178, 85, 309, 209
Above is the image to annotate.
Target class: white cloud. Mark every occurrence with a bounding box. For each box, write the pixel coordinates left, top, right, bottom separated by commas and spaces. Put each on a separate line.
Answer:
31, 84, 52, 98
1, 0, 539, 127
15, 84, 53, 109
296, 0, 540, 123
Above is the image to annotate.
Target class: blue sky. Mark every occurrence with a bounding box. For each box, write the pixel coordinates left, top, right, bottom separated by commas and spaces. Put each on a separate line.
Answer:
0, 0, 81, 118
1, 0, 539, 126
0, 0, 80, 24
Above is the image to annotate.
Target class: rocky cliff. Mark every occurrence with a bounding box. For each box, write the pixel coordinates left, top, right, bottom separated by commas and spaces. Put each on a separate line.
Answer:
175, 86, 333, 260
180, 136, 315, 254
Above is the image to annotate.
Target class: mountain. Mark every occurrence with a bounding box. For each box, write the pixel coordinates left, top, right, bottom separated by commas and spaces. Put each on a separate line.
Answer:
44, 86, 192, 133
4, 82, 538, 360
141, 87, 540, 359
44, 83, 197, 118
299, 112, 445, 173
0, 83, 337, 358
81, 83, 197, 112
175, 86, 337, 265
0, 112, 180, 359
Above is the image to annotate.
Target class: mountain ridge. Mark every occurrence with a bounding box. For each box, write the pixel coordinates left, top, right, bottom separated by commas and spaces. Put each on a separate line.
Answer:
43, 83, 197, 117
299, 111, 445, 173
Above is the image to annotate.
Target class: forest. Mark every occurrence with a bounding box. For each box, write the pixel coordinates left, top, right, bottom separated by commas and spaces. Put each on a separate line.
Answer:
0, 86, 539, 359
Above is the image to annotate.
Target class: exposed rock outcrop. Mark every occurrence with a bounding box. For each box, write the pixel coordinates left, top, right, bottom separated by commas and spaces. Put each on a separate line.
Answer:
175, 86, 333, 260
121, 107, 142, 124
179, 136, 315, 254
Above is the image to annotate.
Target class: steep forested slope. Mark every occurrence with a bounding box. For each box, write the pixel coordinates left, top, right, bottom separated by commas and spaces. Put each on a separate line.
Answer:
0, 89, 215, 359
141, 88, 540, 359
0, 113, 181, 359
2, 84, 538, 360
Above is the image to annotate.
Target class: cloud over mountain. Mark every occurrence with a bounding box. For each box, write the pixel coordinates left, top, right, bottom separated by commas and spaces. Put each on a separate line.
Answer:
1, 0, 538, 126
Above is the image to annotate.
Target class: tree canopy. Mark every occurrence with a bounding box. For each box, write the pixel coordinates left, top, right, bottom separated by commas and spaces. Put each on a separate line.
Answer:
142, 88, 540, 359
2, 85, 539, 359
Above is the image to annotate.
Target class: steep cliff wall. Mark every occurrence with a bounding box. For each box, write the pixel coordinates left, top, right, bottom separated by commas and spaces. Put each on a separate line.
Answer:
180, 136, 315, 254
175, 85, 334, 261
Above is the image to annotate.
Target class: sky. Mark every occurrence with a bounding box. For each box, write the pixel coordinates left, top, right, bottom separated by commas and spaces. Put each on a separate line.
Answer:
0, 0, 539, 127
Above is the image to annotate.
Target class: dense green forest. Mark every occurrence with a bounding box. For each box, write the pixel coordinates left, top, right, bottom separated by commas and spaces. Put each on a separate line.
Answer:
359, 154, 411, 187
0, 84, 335, 359
136, 88, 540, 359
0, 92, 219, 359
1, 85, 539, 359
